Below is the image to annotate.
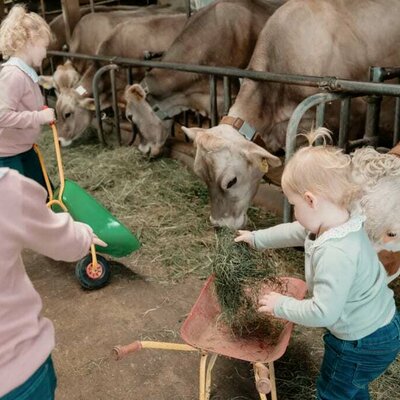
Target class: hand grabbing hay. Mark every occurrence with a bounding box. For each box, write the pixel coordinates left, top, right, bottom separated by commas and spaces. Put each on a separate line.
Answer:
212, 228, 286, 342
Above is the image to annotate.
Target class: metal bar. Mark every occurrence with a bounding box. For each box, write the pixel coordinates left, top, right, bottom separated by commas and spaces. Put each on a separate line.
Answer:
47, 51, 400, 97
364, 66, 383, 141
186, 0, 191, 18
50, 57, 55, 75
338, 97, 351, 149
0, 1, 4, 22
314, 102, 326, 146
285, 93, 348, 161
90, 0, 95, 13
209, 75, 218, 127
223, 76, 231, 116
92, 64, 119, 146
127, 67, 133, 85
110, 67, 121, 146
394, 96, 400, 146
315, 102, 325, 128
40, 0, 46, 19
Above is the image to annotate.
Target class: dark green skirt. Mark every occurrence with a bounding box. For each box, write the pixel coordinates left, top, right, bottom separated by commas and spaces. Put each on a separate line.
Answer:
0, 147, 48, 190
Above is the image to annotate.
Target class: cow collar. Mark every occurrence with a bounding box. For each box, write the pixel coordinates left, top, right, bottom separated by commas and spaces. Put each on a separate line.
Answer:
140, 80, 172, 121
220, 116, 267, 149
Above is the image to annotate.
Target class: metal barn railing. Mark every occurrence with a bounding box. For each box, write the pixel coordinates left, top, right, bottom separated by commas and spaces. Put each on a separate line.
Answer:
46, 50, 400, 144
45, 50, 400, 221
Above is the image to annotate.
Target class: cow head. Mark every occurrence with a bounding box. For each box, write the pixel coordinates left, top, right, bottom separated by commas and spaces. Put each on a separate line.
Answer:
55, 88, 111, 146
182, 125, 281, 229
124, 84, 172, 157
39, 60, 81, 95
56, 89, 94, 146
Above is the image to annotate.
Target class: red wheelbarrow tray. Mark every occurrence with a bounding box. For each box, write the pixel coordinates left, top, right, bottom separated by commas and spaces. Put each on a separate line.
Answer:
181, 275, 308, 363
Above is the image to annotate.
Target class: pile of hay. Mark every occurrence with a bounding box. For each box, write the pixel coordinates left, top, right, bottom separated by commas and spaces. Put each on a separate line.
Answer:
212, 228, 286, 342
39, 128, 303, 282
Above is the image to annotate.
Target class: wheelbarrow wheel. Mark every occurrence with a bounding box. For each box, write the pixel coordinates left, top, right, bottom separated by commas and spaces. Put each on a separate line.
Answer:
75, 254, 111, 290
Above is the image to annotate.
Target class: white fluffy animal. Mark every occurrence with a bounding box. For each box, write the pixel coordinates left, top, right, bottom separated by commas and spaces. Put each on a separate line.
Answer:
351, 146, 400, 282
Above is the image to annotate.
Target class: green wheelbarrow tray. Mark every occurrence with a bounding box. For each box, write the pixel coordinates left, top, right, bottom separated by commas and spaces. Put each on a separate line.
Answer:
52, 179, 140, 258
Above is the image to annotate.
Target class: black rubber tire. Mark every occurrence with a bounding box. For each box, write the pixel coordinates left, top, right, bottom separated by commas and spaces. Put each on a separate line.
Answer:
75, 254, 111, 290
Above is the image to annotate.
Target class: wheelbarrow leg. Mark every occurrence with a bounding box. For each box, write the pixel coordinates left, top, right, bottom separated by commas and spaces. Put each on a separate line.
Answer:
269, 362, 277, 400
254, 362, 278, 400
199, 352, 218, 400
199, 352, 208, 400
205, 353, 218, 400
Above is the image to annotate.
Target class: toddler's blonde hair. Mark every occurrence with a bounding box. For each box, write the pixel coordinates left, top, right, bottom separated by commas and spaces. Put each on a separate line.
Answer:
0, 4, 51, 59
282, 128, 360, 209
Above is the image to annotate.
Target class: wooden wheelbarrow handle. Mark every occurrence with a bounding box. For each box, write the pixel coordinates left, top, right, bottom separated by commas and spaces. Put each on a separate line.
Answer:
254, 363, 272, 394
112, 341, 143, 361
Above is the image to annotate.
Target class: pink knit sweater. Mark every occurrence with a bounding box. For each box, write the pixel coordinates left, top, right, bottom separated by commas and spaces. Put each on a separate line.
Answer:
0, 168, 94, 396
0, 64, 48, 157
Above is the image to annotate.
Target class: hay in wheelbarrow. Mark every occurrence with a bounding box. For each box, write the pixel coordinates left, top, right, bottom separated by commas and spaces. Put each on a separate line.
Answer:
212, 228, 286, 343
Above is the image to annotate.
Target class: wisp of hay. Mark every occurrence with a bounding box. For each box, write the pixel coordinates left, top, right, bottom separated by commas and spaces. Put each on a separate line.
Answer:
212, 228, 286, 343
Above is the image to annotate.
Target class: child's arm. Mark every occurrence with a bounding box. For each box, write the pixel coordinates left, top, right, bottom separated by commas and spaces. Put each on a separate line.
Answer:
260, 246, 356, 327
236, 222, 307, 250
0, 70, 53, 129
18, 174, 94, 261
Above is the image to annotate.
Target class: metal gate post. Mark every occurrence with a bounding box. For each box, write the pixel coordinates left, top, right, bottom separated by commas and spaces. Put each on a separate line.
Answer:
209, 75, 218, 127
110, 67, 122, 146
363, 66, 384, 146
223, 76, 231, 116
92, 64, 119, 147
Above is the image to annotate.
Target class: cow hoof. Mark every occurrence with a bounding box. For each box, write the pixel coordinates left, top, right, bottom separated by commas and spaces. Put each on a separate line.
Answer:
75, 254, 111, 290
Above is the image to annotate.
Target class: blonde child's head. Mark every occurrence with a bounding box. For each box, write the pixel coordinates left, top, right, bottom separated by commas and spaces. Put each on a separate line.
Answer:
0, 4, 52, 59
282, 128, 360, 210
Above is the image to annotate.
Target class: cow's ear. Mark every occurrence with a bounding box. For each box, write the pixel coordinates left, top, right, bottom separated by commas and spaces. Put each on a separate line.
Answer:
78, 97, 96, 111
181, 126, 204, 143
39, 75, 54, 89
244, 145, 282, 173
78, 97, 112, 111
124, 84, 146, 102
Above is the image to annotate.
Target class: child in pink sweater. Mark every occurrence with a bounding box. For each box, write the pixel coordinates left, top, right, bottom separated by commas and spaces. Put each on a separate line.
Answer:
0, 5, 55, 189
0, 167, 106, 399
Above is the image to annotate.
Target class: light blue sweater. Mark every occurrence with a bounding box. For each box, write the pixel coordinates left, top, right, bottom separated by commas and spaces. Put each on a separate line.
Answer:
253, 215, 396, 340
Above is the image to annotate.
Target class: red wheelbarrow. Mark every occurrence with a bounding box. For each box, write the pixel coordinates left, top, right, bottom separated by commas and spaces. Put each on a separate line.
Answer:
113, 275, 307, 400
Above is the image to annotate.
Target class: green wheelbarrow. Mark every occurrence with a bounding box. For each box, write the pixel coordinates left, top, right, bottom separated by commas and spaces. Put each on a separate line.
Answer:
36, 118, 140, 290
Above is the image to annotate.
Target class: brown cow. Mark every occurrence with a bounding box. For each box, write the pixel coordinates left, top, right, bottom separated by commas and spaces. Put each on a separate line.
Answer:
182, 0, 400, 229
53, 13, 187, 146
124, 0, 287, 157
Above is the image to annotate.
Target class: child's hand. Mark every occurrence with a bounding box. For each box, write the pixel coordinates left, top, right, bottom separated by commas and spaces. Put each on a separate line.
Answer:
234, 230, 254, 247
93, 234, 107, 248
39, 107, 55, 124
258, 291, 284, 315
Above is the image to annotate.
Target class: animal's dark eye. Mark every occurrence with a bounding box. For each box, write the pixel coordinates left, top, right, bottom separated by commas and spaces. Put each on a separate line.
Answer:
226, 177, 237, 189
387, 232, 397, 237
64, 112, 71, 119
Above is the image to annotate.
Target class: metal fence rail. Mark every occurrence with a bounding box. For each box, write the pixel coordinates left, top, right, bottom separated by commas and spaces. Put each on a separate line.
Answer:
46, 50, 400, 222
47, 50, 400, 97
46, 50, 400, 147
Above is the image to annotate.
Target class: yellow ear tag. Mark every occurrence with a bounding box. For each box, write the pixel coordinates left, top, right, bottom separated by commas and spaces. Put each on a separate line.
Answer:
259, 158, 269, 173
